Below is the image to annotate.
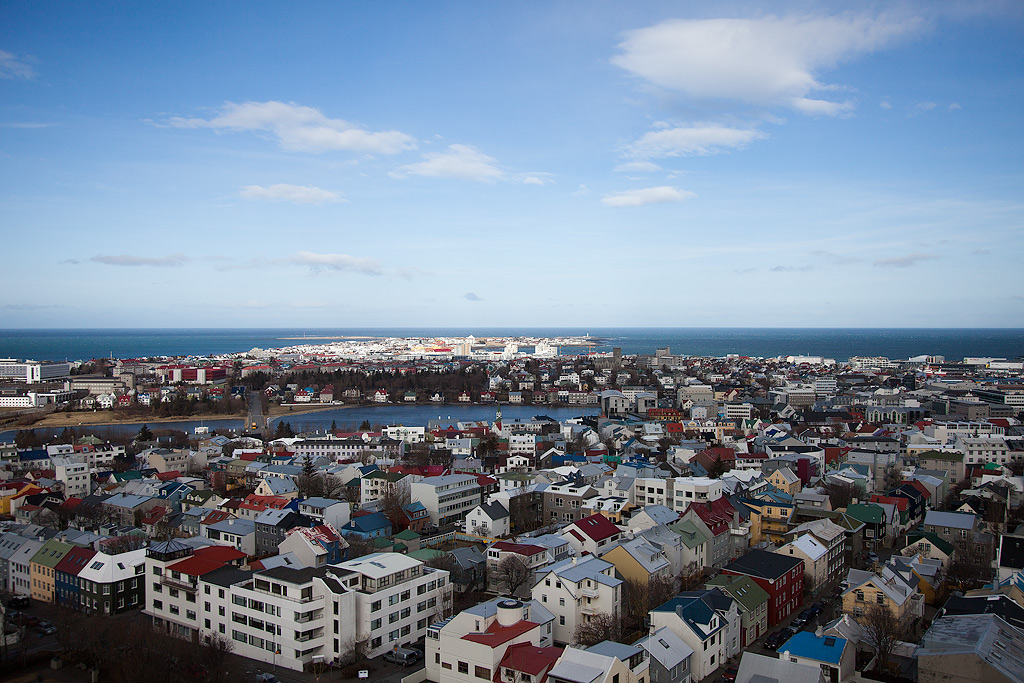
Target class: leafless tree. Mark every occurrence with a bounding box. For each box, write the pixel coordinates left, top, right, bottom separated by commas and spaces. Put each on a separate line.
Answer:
101, 533, 149, 554
679, 562, 704, 592
862, 604, 908, 675
819, 480, 860, 509
344, 534, 373, 560
494, 554, 531, 597
379, 479, 411, 528
572, 612, 620, 647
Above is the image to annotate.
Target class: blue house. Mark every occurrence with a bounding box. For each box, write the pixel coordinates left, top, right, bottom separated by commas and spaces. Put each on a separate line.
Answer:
340, 511, 392, 540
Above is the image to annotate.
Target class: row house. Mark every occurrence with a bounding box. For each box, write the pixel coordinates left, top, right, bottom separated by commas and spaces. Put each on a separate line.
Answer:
721, 549, 804, 627
704, 574, 769, 648
680, 497, 740, 568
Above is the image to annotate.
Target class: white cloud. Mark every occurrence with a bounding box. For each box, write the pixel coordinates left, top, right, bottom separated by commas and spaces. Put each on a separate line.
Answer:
880, 100, 893, 109
614, 161, 664, 173
292, 251, 382, 275
0, 50, 36, 80
168, 101, 416, 154
464, 292, 483, 301
393, 144, 504, 182
91, 253, 189, 267
628, 124, 766, 158
522, 176, 546, 185
873, 252, 938, 268
949, 102, 962, 110
601, 186, 695, 207
239, 184, 343, 205
613, 14, 918, 115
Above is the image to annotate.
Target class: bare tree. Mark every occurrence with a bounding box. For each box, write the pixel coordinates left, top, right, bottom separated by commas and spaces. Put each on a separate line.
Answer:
494, 554, 531, 597
344, 534, 373, 560
819, 480, 861, 509
101, 534, 149, 554
572, 612, 620, 647
679, 562, 704, 592
379, 479, 411, 528
862, 604, 907, 675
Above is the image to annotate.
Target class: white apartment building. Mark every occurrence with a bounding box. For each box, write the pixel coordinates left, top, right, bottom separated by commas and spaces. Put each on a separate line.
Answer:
410, 474, 482, 526
633, 478, 672, 507
508, 433, 537, 455
149, 547, 450, 672
532, 556, 622, 646
925, 421, 1003, 443
0, 359, 71, 383
955, 436, 1010, 465
52, 456, 91, 497
671, 477, 724, 512
383, 425, 425, 444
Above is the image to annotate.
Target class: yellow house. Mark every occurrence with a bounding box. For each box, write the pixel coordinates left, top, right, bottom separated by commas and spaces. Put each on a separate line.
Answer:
29, 538, 74, 604
841, 571, 923, 625
602, 537, 672, 585
0, 482, 42, 515
767, 467, 801, 496
742, 497, 794, 544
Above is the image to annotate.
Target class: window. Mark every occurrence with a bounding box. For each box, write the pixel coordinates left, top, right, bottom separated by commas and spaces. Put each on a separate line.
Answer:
371, 600, 381, 612
559, 616, 565, 625
152, 582, 162, 593
152, 600, 162, 610
876, 593, 885, 604
371, 618, 381, 630
458, 662, 469, 674
475, 666, 490, 679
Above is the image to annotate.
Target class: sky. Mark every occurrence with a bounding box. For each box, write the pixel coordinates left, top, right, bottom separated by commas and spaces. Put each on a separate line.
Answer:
1, 1, 1023, 328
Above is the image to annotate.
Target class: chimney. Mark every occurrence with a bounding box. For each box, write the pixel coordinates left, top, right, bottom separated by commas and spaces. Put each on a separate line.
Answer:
815, 625, 823, 638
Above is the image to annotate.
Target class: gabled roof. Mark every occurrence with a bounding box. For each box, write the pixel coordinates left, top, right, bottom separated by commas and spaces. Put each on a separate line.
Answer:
924, 510, 977, 530
565, 514, 620, 542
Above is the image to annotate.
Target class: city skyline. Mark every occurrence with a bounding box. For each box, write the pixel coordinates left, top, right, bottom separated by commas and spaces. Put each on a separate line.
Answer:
2, 1, 1023, 328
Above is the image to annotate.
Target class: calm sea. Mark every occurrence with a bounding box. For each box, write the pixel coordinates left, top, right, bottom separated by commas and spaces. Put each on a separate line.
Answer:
0, 327, 1022, 363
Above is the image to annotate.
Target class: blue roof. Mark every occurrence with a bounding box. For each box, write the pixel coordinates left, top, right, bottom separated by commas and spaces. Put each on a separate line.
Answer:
779, 631, 847, 665
345, 512, 391, 533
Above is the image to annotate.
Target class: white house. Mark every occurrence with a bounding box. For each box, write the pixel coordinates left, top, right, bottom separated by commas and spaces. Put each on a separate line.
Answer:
465, 502, 510, 538
531, 556, 623, 645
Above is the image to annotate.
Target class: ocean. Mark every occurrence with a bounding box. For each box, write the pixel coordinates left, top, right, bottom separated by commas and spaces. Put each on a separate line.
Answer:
0, 327, 1022, 363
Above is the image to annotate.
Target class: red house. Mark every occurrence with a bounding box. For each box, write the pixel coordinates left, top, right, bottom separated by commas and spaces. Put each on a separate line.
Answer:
721, 549, 804, 627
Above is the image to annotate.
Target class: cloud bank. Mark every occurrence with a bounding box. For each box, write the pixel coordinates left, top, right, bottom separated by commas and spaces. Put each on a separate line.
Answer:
393, 144, 505, 182
168, 101, 416, 154
292, 251, 382, 275
613, 13, 919, 115
601, 186, 695, 207
0, 50, 36, 80
91, 253, 189, 267
240, 184, 343, 205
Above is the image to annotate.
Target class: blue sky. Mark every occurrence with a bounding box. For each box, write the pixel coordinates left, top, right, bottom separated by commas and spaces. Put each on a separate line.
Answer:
1, 1, 1022, 328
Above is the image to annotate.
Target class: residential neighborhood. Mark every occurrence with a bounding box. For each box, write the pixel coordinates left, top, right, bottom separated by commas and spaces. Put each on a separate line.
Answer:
3, 342, 1024, 683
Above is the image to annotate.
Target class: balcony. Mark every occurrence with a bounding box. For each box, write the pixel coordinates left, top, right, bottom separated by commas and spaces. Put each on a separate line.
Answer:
161, 576, 197, 592
580, 604, 599, 616
295, 610, 323, 624
580, 587, 598, 598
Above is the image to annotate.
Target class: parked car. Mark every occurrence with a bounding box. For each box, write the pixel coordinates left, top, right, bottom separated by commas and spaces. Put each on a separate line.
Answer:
721, 665, 739, 681
8, 596, 30, 609
37, 625, 57, 636
810, 602, 824, 614
383, 647, 421, 667
764, 633, 784, 651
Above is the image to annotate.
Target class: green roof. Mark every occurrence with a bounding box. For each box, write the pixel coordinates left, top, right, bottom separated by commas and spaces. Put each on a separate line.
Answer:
845, 503, 885, 524
670, 519, 711, 548
917, 450, 964, 461
905, 531, 955, 557
394, 529, 420, 540
370, 537, 394, 549
406, 548, 446, 561
31, 538, 74, 569
706, 574, 769, 611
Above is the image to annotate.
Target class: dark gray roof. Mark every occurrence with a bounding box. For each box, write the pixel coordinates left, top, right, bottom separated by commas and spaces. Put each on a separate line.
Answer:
202, 565, 253, 588
258, 565, 327, 585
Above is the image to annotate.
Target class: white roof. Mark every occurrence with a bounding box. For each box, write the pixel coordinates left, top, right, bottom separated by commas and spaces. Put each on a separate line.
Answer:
78, 548, 147, 584
336, 552, 422, 579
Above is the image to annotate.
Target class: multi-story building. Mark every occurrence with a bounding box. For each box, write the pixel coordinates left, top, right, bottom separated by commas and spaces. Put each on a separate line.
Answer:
30, 537, 74, 603
721, 550, 804, 627
410, 474, 483, 527
649, 589, 739, 681
0, 359, 71, 383
532, 556, 622, 646
542, 482, 598, 526
425, 597, 556, 683
52, 456, 91, 497
76, 547, 147, 615
671, 477, 724, 512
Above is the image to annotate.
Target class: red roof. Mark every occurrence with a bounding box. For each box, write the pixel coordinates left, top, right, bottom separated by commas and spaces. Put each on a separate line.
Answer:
870, 495, 909, 511
155, 471, 181, 481
193, 545, 247, 563
567, 514, 620, 542
498, 642, 563, 680
906, 479, 932, 499
54, 545, 97, 577
462, 619, 536, 646
491, 541, 546, 557
201, 510, 232, 525
685, 497, 736, 536
167, 555, 230, 577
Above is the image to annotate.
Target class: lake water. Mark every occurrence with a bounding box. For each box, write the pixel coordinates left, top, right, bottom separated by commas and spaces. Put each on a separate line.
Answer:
0, 404, 599, 442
